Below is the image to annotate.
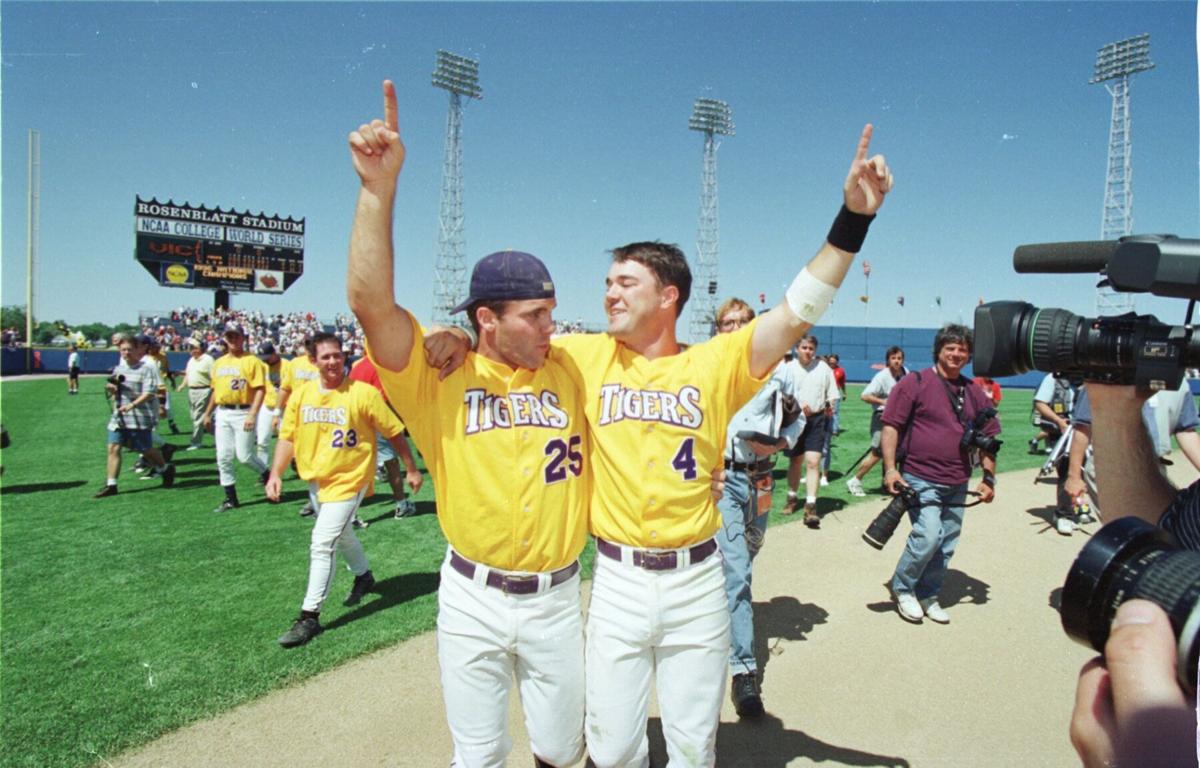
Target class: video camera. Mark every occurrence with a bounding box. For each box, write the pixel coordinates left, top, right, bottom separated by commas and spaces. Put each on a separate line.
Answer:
974, 233, 1200, 694
974, 234, 1200, 390
106, 374, 126, 386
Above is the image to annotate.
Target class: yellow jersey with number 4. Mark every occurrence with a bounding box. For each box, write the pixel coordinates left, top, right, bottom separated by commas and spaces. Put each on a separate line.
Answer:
553, 320, 765, 549
211, 353, 267, 406
370, 311, 589, 574
280, 379, 404, 503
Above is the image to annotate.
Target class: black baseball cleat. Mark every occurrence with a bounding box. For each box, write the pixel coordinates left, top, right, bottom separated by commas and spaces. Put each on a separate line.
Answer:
259, 469, 271, 486
213, 500, 239, 513
161, 464, 177, 488
343, 570, 376, 606
731, 673, 764, 718
169, 422, 181, 435
278, 615, 323, 648
298, 502, 316, 518
93, 485, 118, 499
161, 443, 178, 462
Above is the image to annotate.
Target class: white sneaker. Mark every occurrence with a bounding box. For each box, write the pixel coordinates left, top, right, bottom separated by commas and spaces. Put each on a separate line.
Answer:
352, 516, 369, 530
394, 499, 417, 519
846, 477, 866, 497
185, 444, 201, 452
921, 599, 950, 624
819, 475, 829, 488
896, 592, 924, 623
799, 476, 807, 485
1054, 514, 1075, 536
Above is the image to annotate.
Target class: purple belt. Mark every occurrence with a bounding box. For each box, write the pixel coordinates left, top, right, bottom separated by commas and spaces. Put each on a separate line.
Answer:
449, 551, 579, 595
595, 537, 718, 571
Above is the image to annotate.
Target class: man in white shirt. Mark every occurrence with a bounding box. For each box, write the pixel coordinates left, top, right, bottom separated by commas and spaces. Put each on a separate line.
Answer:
779, 335, 840, 527
847, 346, 907, 496
176, 338, 214, 450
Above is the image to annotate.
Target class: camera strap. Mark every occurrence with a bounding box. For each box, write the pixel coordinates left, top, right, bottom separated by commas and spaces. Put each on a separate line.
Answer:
937, 373, 970, 429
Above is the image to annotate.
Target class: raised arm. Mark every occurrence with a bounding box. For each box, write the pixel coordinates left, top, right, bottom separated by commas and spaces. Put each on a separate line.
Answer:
749, 124, 894, 377
346, 79, 415, 372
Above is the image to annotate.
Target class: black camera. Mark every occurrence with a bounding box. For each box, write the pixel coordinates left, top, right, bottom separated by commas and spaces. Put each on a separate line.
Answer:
862, 486, 920, 550
975, 235, 1200, 390
1061, 516, 1200, 692
106, 374, 126, 386
961, 407, 1002, 455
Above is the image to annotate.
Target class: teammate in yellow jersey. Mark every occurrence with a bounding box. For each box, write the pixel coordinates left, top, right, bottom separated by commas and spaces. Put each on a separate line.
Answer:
431, 119, 895, 765
277, 340, 325, 518
267, 332, 407, 648
254, 340, 285, 468
200, 323, 271, 513
346, 81, 591, 768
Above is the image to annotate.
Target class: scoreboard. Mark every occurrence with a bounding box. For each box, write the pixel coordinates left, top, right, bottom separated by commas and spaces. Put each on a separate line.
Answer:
134, 197, 304, 294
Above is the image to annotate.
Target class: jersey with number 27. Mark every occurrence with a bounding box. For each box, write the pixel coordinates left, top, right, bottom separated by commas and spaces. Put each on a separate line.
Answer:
280, 379, 404, 503
211, 353, 267, 406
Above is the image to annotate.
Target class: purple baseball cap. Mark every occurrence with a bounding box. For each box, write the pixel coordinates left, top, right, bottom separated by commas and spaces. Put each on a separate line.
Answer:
223, 322, 246, 337
450, 250, 555, 314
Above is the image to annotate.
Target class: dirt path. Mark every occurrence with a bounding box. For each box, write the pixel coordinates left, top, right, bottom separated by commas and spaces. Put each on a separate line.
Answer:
115, 464, 1166, 767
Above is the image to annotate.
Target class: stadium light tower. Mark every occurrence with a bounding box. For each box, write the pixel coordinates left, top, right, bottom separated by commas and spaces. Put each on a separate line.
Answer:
431, 49, 482, 325
688, 98, 735, 342
1091, 33, 1154, 316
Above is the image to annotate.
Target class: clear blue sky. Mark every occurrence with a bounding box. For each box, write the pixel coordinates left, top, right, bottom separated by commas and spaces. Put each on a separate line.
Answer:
3, 1, 1197, 332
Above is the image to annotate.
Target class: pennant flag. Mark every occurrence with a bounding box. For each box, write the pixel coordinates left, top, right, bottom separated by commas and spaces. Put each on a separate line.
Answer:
758, 293, 766, 305
934, 296, 943, 308
859, 295, 870, 304
897, 295, 905, 307
862, 260, 872, 277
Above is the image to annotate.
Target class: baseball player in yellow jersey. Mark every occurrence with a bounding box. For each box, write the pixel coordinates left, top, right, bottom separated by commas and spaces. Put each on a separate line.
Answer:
278, 341, 326, 518
267, 332, 406, 648
431, 125, 894, 765
254, 341, 284, 468
346, 81, 590, 768
200, 323, 271, 513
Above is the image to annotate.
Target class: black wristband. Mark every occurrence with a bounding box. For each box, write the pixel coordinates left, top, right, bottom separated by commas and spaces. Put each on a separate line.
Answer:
981, 472, 996, 488
827, 204, 876, 253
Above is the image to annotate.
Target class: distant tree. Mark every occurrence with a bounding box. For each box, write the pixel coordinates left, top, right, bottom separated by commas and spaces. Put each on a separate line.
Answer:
1, 305, 27, 332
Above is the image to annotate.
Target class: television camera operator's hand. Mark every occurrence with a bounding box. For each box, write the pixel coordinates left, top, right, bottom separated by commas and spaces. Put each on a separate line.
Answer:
1070, 599, 1194, 768
974, 479, 995, 504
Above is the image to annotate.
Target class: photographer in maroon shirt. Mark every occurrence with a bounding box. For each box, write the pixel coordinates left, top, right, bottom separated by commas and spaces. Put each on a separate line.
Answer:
880, 324, 1000, 624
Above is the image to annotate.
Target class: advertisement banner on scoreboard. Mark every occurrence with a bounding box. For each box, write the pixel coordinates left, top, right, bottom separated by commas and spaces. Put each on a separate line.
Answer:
134, 197, 304, 294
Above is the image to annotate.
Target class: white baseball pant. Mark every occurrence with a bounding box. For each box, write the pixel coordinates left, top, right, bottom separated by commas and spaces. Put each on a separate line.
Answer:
437, 548, 585, 768
585, 545, 729, 768
301, 485, 369, 613
214, 407, 269, 486
255, 405, 279, 467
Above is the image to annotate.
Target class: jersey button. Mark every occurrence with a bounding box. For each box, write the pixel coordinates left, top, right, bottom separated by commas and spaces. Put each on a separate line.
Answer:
523, 467, 531, 477
649, 531, 658, 540
524, 504, 531, 513
647, 460, 655, 470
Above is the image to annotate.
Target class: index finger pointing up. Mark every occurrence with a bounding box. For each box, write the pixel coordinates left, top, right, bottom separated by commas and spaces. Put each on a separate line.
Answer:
853, 123, 873, 165
383, 79, 399, 133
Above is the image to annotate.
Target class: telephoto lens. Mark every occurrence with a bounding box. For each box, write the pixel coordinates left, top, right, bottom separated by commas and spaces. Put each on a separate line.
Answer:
1061, 516, 1200, 692
862, 487, 918, 550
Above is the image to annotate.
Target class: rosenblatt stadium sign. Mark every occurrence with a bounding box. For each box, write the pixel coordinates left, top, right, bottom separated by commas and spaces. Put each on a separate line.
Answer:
134, 197, 304, 294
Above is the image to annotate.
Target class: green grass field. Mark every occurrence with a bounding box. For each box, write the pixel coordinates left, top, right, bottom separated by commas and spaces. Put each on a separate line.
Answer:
0, 375, 1049, 767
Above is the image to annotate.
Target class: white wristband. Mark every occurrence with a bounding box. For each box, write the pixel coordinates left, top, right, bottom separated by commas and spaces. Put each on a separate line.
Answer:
785, 268, 837, 324
460, 323, 479, 351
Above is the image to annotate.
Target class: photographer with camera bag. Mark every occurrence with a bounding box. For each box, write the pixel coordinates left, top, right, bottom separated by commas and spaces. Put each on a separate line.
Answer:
1068, 382, 1197, 768
93, 335, 176, 498
880, 324, 1000, 624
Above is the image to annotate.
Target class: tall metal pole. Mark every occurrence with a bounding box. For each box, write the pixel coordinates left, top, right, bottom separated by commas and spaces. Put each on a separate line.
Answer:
688, 98, 734, 343
431, 50, 481, 326
26, 129, 40, 368
1091, 34, 1154, 316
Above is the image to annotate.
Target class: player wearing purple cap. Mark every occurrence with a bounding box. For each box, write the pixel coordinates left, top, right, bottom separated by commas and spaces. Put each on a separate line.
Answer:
200, 323, 270, 512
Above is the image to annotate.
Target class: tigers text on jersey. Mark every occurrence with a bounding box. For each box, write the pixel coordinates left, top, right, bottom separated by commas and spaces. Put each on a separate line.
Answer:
211, 353, 267, 406
370, 311, 589, 573
282, 355, 321, 393
553, 321, 765, 550
280, 379, 404, 503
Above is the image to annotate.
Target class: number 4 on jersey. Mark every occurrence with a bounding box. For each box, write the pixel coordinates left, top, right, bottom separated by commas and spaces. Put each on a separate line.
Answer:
672, 437, 697, 480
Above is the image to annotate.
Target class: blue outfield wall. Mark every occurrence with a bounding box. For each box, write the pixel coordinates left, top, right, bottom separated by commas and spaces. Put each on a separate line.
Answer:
1, 348, 192, 377
6, 331, 1200, 395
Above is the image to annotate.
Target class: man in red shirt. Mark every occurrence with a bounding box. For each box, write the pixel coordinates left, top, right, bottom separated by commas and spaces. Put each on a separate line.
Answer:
348, 355, 424, 517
